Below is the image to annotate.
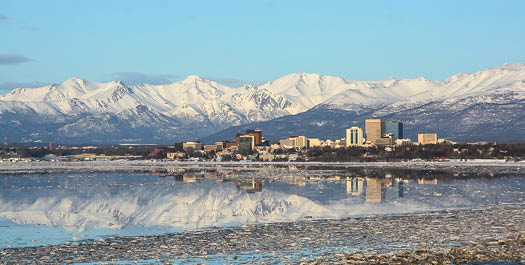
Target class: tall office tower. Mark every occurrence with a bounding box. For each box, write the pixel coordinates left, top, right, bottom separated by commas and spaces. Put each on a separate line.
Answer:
385, 120, 403, 140
238, 135, 255, 154
245, 129, 262, 145
365, 119, 384, 144
345, 126, 365, 147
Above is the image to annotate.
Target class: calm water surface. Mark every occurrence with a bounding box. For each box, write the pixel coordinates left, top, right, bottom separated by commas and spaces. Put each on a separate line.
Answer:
0, 165, 523, 248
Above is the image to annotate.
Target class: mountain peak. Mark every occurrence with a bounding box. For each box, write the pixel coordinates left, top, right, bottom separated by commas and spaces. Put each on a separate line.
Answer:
183, 75, 205, 82
495, 62, 525, 71
63, 77, 87, 84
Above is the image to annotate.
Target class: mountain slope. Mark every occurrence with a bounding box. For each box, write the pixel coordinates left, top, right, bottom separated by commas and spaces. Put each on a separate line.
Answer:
203, 64, 525, 143
1, 63, 524, 144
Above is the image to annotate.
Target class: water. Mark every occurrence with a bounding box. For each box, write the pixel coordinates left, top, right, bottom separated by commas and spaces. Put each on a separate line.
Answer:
0, 165, 523, 248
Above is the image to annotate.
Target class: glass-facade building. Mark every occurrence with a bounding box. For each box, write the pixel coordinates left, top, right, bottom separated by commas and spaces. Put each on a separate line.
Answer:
385, 120, 403, 140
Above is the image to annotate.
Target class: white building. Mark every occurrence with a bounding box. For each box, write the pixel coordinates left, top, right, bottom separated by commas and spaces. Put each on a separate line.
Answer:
345, 126, 365, 147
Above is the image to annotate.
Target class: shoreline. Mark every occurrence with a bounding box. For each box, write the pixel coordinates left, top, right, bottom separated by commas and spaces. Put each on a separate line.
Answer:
1, 206, 523, 264
1, 160, 524, 175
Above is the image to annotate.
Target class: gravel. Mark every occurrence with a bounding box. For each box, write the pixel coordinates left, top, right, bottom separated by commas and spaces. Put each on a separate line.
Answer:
1, 206, 523, 264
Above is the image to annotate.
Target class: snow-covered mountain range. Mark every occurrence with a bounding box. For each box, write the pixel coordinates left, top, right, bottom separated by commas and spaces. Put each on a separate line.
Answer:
1, 63, 524, 143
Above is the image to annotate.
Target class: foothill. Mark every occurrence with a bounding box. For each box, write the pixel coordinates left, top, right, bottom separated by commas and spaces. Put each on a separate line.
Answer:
2, 118, 524, 162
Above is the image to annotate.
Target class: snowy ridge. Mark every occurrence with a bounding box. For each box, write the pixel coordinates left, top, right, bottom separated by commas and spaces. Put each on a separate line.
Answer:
0, 181, 457, 233
0, 184, 336, 232
1, 63, 524, 143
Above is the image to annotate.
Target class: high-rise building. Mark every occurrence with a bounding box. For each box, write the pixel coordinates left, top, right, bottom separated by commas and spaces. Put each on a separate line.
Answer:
418, 133, 438, 145
385, 121, 403, 140
345, 126, 365, 147
245, 129, 262, 145
365, 119, 385, 144
238, 135, 255, 154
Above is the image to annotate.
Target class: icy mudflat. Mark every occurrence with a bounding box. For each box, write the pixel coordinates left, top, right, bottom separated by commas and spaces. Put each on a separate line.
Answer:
0, 161, 523, 250
0, 159, 524, 174
1, 208, 523, 264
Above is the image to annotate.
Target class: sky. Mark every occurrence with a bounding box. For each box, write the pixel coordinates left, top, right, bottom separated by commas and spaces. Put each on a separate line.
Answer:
1, 0, 525, 94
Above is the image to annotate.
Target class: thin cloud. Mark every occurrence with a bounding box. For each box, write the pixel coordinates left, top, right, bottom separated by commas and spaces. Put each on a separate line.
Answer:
112, 72, 179, 85
0, 13, 40, 31
0, 54, 32, 65
204, 77, 265, 87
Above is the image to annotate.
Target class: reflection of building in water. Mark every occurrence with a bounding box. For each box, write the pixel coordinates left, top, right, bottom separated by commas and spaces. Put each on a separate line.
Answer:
418, 178, 438, 185
308, 175, 323, 181
173, 173, 201, 183
365, 177, 404, 203
167, 167, 185, 173
384, 180, 403, 201
346, 177, 365, 195
182, 174, 200, 183
282, 176, 307, 186
325, 175, 343, 181
366, 178, 386, 203
235, 179, 263, 193
205, 172, 218, 179
3, 175, 6, 188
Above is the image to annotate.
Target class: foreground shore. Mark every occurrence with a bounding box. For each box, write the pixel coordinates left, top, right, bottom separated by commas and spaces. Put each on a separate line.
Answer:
1, 160, 524, 175
1, 206, 523, 264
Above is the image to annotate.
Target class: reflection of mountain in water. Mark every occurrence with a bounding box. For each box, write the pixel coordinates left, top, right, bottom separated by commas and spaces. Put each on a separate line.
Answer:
0, 182, 332, 233
0, 172, 521, 234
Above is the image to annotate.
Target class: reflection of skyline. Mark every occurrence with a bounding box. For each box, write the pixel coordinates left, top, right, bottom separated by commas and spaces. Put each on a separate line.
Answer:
282, 176, 307, 186
235, 179, 263, 193
346, 176, 404, 203
346, 177, 365, 195
418, 178, 438, 185
0, 169, 521, 246
366, 177, 404, 203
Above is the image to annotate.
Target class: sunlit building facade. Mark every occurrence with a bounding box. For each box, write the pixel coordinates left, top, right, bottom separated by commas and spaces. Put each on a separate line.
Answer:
365, 119, 385, 144
345, 126, 365, 147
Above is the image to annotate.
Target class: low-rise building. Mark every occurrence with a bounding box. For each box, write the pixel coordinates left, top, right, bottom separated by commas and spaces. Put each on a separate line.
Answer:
215, 141, 225, 151
375, 135, 394, 146
308, 138, 321, 148
395, 138, 413, 146
167, 152, 186, 159
203, 145, 218, 153
418, 133, 438, 145
280, 136, 308, 149
182, 141, 202, 152
259, 153, 275, 161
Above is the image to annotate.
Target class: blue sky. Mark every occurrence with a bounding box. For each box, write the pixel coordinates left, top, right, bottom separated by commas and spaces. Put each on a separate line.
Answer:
1, 0, 524, 93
